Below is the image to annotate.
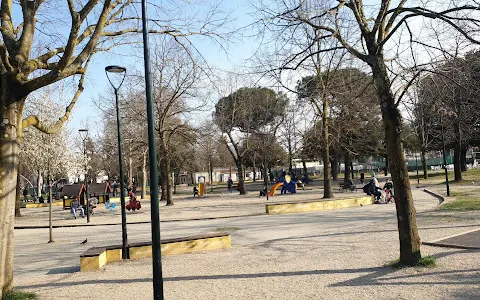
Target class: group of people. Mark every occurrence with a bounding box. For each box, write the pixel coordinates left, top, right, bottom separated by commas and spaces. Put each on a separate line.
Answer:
22, 187, 51, 203
192, 177, 234, 197
111, 182, 136, 197
362, 172, 394, 204
70, 183, 140, 218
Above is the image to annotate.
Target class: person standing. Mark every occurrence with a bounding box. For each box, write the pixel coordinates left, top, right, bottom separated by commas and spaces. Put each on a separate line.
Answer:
23, 187, 28, 202
227, 177, 233, 194
112, 182, 117, 197
360, 172, 365, 184
370, 172, 382, 202
132, 182, 137, 195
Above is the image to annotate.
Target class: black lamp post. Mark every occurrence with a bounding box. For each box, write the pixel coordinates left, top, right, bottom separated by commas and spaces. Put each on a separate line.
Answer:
141, 0, 164, 298
105, 65, 129, 259
78, 129, 90, 223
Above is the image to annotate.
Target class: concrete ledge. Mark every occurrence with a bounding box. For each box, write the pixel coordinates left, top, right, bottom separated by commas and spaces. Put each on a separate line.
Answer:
79, 232, 231, 271
266, 196, 374, 215
423, 189, 445, 205
80, 247, 107, 271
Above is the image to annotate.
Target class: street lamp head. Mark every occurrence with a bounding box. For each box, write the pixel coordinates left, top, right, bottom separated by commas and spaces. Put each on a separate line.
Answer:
105, 65, 126, 73
105, 65, 127, 90
78, 129, 88, 140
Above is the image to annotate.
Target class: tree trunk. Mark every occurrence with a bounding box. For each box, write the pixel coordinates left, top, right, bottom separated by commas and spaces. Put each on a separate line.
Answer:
323, 97, 333, 198
384, 154, 389, 176
371, 58, 421, 265
128, 154, 133, 189
174, 169, 179, 194
37, 170, 42, 198
453, 143, 462, 182
141, 149, 147, 200
302, 160, 308, 179
15, 174, 22, 217
330, 155, 339, 182
209, 158, 213, 192
236, 162, 246, 195
421, 148, 428, 179
159, 160, 166, 202
165, 161, 173, 206
460, 147, 467, 172
344, 152, 351, 180
0, 99, 20, 297
288, 132, 293, 174
351, 161, 355, 179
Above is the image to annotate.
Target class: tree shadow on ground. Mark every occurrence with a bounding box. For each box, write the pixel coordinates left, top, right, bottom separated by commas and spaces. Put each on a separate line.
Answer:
17, 250, 478, 290
248, 223, 480, 252
46, 265, 80, 275
331, 249, 478, 287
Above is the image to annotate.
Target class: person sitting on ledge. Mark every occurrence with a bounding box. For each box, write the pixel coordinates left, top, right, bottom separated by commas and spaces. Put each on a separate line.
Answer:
259, 187, 268, 197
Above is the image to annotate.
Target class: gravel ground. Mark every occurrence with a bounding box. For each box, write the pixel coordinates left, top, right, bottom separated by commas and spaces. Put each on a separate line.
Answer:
13, 188, 480, 300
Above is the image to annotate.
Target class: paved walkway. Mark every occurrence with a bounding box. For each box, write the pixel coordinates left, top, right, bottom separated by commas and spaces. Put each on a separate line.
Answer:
13, 188, 480, 299
424, 228, 480, 249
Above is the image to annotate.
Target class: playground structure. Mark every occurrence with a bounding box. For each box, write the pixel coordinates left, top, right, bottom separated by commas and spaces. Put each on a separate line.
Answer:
197, 176, 206, 196
58, 182, 112, 209
58, 184, 85, 209
87, 182, 111, 205
126, 192, 141, 211
268, 175, 300, 196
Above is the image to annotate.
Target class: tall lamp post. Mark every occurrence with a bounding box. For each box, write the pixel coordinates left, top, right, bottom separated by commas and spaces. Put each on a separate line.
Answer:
105, 65, 129, 259
141, 0, 164, 298
79, 129, 90, 223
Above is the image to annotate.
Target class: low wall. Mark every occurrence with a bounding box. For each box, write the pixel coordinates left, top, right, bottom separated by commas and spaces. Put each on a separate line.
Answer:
80, 232, 231, 271
25, 202, 63, 208
266, 196, 374, 215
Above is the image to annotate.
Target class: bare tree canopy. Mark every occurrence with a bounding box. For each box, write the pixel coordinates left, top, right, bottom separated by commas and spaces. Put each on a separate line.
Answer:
255, 0, 480, 265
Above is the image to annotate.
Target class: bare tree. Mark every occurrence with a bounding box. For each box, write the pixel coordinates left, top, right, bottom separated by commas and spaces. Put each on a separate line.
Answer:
0, 0, 231, 294
19, 93, 71, 215
256, 0, 480, 265
417, 51, 480, 182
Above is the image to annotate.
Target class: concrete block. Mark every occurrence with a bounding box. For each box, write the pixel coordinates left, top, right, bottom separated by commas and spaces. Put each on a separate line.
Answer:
80, 250, 106, 271
266, 196, 374, 214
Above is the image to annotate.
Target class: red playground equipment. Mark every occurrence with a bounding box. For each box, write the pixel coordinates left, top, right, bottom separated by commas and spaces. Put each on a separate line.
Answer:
126, 192, 141, 211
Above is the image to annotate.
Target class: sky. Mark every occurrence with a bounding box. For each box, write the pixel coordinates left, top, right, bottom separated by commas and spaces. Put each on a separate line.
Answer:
65, 1, 261, 138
